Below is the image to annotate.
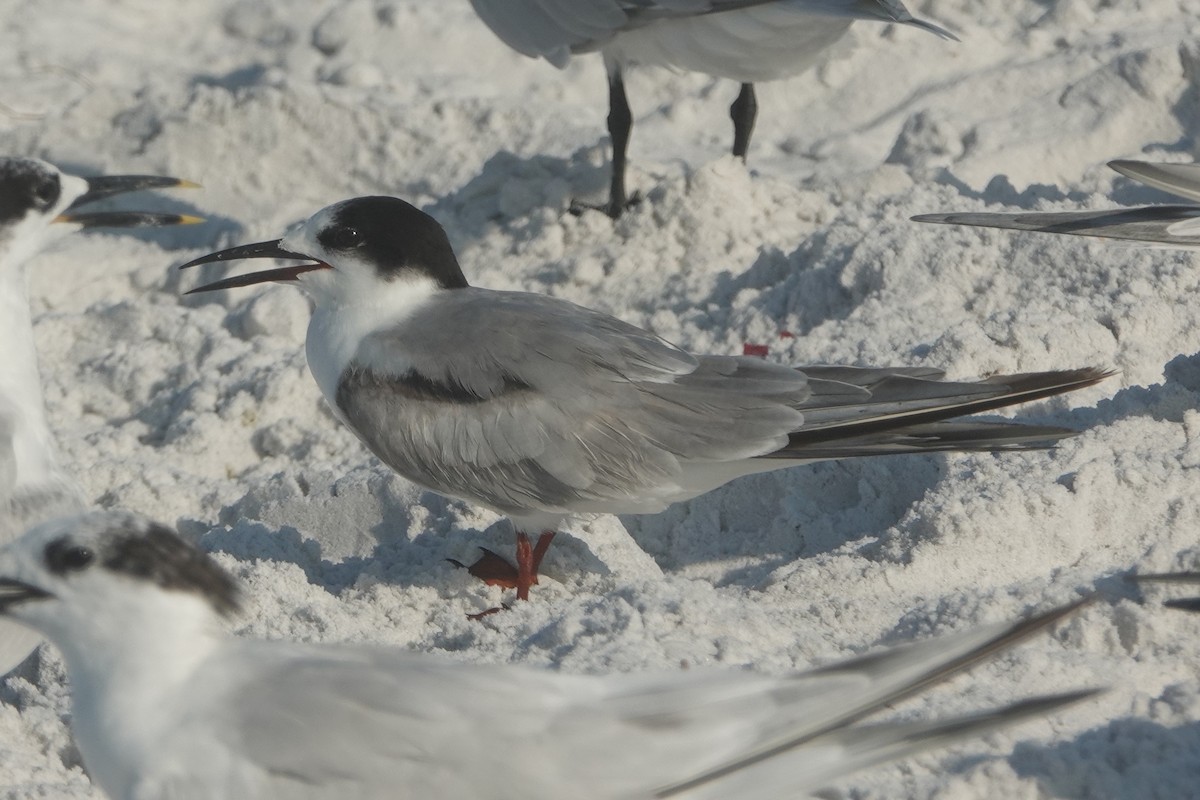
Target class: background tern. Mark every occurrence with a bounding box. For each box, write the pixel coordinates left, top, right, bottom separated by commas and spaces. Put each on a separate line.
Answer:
914, 160, 1200, 247
0, 156, 198, 674
469, 0, 956, 217
181, 196, 1111, 609
0, 509, 1100, 799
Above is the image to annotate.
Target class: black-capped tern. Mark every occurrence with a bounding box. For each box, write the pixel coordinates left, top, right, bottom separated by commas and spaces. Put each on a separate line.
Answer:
181, 195, 1110, 608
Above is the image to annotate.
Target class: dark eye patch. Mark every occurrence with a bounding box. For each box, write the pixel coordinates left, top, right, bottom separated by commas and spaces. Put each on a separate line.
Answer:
102, 524, 241, 617
31, 175, 60, 210
317, 224, 362, 251
0, 160, 62, 223
44, 538, 95, 574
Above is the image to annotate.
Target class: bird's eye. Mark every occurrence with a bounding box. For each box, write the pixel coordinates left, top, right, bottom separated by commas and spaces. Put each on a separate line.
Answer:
320, 225, 362, 251
31, 176, 60, 210
44, 539, 95, 574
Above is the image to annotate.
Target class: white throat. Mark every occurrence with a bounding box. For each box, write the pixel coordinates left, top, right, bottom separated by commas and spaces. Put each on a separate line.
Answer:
0, 259, 68, 495
46, 589, 225, 800
304, 275, 442, 408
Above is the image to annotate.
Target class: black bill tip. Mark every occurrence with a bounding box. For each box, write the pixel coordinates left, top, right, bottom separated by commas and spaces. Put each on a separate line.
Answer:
179, 239, 328, 294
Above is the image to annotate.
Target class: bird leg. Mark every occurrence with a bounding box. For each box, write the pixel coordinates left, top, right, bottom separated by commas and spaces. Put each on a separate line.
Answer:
571, 69, 639, 218
730, 83, 757, 161
450, 531, 558, 613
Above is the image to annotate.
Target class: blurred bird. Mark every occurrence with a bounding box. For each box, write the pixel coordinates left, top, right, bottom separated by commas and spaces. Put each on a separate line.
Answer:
469, 0, 956, 217
0, 156, 198, 673
181, 195, 1110, 608
914, 161, 1200, 247
0, 509, 1099, 799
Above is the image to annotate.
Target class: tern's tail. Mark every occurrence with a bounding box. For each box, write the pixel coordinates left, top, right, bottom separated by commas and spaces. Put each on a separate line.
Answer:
650, 597, 1100, 799
763, 366, 1111, 461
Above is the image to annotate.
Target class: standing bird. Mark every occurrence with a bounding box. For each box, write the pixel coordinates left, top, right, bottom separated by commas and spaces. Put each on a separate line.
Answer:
0, 509, 1099, 799
181, 196, 1109, 608
469, 0, 956, 217
914, 161, 1200, 247
0, 156, 198, 673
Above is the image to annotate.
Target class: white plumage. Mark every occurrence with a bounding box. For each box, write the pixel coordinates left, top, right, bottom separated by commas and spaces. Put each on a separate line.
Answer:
0, 156, 197, 673
0, 510, 1100, 800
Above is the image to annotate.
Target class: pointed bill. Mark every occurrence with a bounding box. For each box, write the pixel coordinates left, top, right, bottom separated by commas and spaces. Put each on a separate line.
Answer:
179, 239, 330, 294
55, 173, 202, 228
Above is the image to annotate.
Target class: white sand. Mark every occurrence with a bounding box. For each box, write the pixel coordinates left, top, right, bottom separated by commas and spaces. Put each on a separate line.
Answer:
1, 0, 1199, 796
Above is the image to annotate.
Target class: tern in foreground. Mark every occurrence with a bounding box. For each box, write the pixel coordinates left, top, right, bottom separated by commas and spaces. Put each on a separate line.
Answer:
469, 0, 956, 217
181, 196, 1110, 609
0, 157, 197, 673
914, 160, 1200, 247
0, 510, 1100, 799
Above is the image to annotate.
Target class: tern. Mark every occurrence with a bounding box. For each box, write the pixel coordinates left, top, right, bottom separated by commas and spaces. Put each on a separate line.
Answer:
469, 0, 956, 217
914, 161, 1200, 247
0, 156, 198, 673
181, 195, 1110, 609
0, 509, 1100, 799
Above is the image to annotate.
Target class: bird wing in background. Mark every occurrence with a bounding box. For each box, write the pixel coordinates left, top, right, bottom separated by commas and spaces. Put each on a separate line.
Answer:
914, 160, 1200, 247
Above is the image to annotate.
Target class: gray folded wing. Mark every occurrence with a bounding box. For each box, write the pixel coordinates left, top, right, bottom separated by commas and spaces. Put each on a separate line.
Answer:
340, 289, 809, 515
338, 289, 1105, 518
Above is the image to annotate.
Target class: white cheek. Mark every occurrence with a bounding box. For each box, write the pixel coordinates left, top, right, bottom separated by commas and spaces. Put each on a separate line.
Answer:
57, 175, 89, 211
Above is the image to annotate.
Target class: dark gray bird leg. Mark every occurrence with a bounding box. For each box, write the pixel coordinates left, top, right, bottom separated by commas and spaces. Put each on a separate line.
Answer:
571, 68, 638, 218
730, 82, 757, 160
605, 69, 634, 217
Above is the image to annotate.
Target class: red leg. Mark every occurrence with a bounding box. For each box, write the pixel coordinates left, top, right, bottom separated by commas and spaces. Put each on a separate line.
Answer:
448, 531, 559, 610
514, 531, 557, 601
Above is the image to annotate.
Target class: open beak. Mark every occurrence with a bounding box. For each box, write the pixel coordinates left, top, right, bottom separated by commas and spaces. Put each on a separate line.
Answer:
55, 174, 203, 229
179, 239, 331, 294
0, 578, 51, 613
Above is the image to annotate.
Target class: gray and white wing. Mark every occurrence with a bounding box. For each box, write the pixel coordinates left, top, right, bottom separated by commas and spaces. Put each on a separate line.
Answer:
212, 645, 689, 800
340, 290, 810, 515
1110, 160, 1200, 203
466, 1, 768, 65
468, 0, 635, 66
913, 205, 1200, 247
188, 602, 1096, 800
637, 598, 1098, 798
914, 160, 1200, 247
468, 0, 951, 65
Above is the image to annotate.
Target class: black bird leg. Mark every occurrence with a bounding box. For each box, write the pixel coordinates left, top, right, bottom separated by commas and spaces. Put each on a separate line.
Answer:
572, 67, 639, 218
730, 82, 757, 161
